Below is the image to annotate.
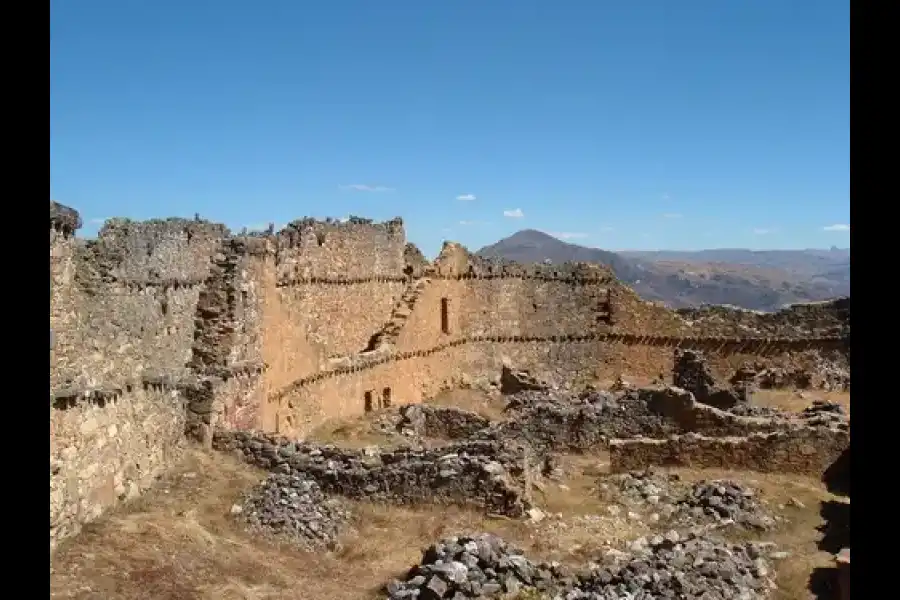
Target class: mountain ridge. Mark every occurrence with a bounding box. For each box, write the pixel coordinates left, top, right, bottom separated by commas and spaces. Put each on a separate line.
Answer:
476, 230, 850, 312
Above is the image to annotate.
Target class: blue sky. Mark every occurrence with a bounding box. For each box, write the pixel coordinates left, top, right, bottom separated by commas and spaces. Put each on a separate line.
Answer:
50, 0, 849, 255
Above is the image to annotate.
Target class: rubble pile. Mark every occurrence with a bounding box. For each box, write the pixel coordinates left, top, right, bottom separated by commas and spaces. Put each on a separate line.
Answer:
500, 365, 551, 395
385, 532, 778, 599
385, 533, 565, 599
237, 473, 349, 550
599, 469, 685, 507
673, 350, 747, 409
726, 404, 783, 418
600, 471, 777, 531
565, 532, 778, 600
676, 480, 777, 531
490, 391, 680, 453
741, 359, 850, 393
396, 404, 491, 440
800, 400, 849, 429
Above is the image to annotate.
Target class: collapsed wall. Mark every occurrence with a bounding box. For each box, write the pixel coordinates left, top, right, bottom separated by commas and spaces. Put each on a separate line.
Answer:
214, 431, 536, 517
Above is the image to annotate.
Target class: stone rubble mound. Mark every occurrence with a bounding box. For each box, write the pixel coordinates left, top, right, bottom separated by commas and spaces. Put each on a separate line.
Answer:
490, 390, 679, 453
385, 532, 778, 600
500, 365, 551, 395
566, 532, 778, 600
739, 359, 850, 393
600, 469, 684, 506
726, 404, 783, 418
503, 388, 621, 413
674, 350, 748, 409
801, 400, 845, 417
386, 533, 566, 599
397, 404, 491, 440
800, 400, 849, 429
600, 470, 776, 531
677, 480, 776, 531
238, 473, 349, 550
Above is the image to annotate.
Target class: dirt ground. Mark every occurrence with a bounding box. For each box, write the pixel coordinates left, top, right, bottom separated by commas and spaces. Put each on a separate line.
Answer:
50, 388, 848, 600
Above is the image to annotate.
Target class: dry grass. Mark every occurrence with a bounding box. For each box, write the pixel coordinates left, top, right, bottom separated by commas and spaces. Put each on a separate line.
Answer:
51, 443, 846, 600
50, 450, 529, 600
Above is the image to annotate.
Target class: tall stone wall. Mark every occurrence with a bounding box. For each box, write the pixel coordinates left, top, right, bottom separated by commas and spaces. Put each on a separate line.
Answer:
50, 214, 227, 391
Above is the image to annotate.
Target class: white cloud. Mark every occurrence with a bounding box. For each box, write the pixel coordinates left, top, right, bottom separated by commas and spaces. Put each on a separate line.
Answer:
548, 232, 589, 240
661, 213, 682, 219
456, 193, 477, 201
662, 192, 671, 201
823, 224, 850, 232
752, 228, 773, 235
458, 220, 487, 226
339, 184, 395, 192
503, 208, 524, 218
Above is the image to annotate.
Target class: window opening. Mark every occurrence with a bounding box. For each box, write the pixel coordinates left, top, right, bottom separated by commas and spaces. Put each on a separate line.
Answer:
440, 298, 450, 334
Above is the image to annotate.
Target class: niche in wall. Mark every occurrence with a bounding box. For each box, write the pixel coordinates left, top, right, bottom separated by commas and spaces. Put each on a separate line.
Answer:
381, 387, 392, 409
364, 390, 374, 413
441, 298, 450, 334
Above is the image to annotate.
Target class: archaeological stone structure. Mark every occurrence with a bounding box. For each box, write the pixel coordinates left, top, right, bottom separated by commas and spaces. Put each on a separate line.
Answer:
49, 200, 850, 554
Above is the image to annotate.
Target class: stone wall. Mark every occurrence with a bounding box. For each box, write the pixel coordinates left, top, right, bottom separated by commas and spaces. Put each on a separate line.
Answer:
50, 381, 187, 554
51, 213, 227, 391
265, 334, 847, 437
608, 427, 850, 476
49, 201, 851, 550
214, 431, 535, 517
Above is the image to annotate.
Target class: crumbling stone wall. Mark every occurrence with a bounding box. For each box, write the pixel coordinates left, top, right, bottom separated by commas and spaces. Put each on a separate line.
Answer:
49, 205, 267, 553
609, 427, 849, 476
51, 215, 227, 391
676, 298, 850, 338
213, 431, 535, 517
275, 217, 406, 280
50, 381, 187, 554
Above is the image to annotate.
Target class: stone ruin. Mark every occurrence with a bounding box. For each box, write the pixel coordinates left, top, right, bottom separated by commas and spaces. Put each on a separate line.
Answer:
674, 349, 748, 409
50, 201, 850, 598
214, 431, 538, 518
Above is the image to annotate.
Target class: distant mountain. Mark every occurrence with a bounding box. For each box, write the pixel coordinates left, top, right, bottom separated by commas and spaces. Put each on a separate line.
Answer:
618, 248, 850, 277
476, 230, 849, 311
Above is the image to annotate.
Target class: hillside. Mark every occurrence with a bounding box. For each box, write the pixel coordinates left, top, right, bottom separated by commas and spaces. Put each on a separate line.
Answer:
476, 230, 850, 311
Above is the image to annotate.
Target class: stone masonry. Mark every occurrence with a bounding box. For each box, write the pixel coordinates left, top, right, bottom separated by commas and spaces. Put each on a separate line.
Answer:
49, 200, 850, 553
